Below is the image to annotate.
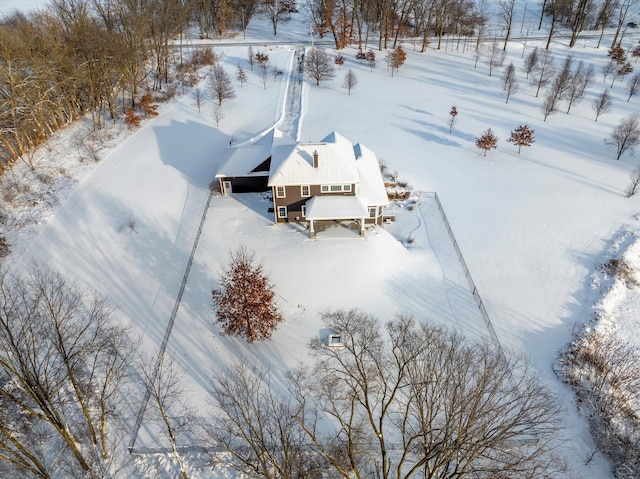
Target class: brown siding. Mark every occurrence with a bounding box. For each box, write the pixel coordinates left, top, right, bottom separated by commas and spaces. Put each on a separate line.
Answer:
272, 184, 358, 223
273, 185, 310, 223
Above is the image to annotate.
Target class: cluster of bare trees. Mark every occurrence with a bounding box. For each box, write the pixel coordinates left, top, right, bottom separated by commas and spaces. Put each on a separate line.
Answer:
205, 310, 567, 479
0, 265, 139, 478
0, 257, 568, 479
0, 0, 262, 171
306, 0, 489, 52
0, 0, 165, 169
558, 325, 640, 478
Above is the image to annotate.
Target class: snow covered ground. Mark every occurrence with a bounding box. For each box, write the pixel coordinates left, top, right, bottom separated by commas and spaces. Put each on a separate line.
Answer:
3, 1, 640, 477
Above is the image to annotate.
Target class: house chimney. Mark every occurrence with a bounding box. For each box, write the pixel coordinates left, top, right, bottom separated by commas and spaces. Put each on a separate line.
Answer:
313, 149, 319, 168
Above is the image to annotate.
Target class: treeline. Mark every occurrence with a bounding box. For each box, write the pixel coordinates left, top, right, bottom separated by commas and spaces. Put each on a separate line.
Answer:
0, 0, 256, 170
1, 0, 636, 170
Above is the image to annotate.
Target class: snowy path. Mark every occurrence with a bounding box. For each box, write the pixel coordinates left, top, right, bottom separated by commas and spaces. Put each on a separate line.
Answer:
277, 46, 305, 140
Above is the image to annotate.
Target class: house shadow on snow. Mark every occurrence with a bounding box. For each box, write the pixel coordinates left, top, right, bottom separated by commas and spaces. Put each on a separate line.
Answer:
152, 119, 230, 189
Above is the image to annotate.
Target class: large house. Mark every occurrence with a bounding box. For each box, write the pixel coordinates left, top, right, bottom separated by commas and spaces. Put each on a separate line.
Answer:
216, 129, 391, 237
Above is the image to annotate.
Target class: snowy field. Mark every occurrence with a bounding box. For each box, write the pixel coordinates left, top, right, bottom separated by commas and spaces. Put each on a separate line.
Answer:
3, 0, 640, 477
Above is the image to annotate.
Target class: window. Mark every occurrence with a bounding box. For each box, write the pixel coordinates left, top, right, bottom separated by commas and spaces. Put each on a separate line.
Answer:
301, 205, 307, 217
277, 206, 287, 219
369, 207, 377, 218
301, 185, 310, 197
321, 184, 352, 193
276, 186, 286, 198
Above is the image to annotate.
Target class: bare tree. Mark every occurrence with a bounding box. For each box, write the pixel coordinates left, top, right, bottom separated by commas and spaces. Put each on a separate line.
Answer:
610, 0, 633, 48
625, 166, 640, 197
476, 128, 498, 156
236, 65, 248, 87
593, 89, 613, 122
565, 61, 594, 113
263, 0, 284, 35
213, 105, 223, 127
541, 92, 558, 121
532, 49, 555, 97
203, 361, 324, 478
248, 45, 255, 70
606, 113, 640, 160
567, 0, 591, 47
209, 64, 236, 106
192, 87, 203, 112
482, 41, 506, 76
549, 55, 575, 105
543, 0, 564, 50
594, 0, 618, 48
305, 47, 336, 85
140, 353, 194, 479
502, 62, 518, 103
627, 72, 640, 101
601, 59, 617, 83
0, 265, 137, 478
524, 46, 539, 79
290, 310, 565, 479
212, 246, 284, 343
499, 0, 516, 50
342, 69, 358, 95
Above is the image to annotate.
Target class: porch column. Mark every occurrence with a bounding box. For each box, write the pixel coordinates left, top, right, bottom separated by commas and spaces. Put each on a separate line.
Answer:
360, 218, 365, 236
310, 220, 316, 238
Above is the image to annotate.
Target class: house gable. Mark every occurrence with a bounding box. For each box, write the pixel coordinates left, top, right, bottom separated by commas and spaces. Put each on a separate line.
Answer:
251, 156, 271, 173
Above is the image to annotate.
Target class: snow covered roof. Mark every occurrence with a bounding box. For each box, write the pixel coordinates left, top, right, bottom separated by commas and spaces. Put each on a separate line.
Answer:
354, 143, 390, 207
268, 131, 360, 187
215, 129, 275, 178
305, 195, 368, 220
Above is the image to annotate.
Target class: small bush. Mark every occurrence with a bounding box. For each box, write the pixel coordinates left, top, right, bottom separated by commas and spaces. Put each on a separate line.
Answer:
139, 93, 158, 118
199, 47, 218, 66
387, 190, 411, 200
37, 174, 54, 185
0, 235, 9, 257
601, 257, 639, 287
125, 107, 141, 129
